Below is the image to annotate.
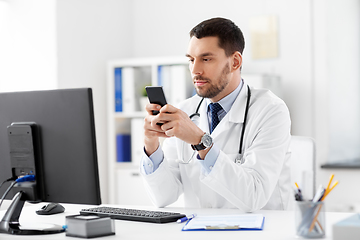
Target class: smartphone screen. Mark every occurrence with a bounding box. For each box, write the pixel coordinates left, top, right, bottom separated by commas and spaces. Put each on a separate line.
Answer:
145, 86, 167, 115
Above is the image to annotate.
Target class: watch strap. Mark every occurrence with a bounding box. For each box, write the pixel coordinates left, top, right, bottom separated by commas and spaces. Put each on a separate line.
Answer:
191, 143, 206, 151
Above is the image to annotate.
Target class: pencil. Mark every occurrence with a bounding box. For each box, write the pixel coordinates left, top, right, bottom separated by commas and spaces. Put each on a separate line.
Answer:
323, 181, 339, 199
325, 174, 334, 191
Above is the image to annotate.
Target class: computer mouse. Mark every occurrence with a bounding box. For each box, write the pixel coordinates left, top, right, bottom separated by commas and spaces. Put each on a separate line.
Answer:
36, 203, 65, 215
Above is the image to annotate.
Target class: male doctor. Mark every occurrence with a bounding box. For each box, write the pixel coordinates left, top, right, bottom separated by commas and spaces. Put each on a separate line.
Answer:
141, 17, 291, 212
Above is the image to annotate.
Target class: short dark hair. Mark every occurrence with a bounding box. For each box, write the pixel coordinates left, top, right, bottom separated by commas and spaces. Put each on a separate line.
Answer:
189, 17, 245, 56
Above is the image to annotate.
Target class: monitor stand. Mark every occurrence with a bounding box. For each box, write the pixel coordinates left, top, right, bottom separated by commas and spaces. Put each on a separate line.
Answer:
0, 191, 64, 235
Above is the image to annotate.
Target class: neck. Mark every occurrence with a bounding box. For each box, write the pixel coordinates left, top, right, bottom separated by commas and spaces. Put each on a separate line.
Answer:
210, 71, 241, 102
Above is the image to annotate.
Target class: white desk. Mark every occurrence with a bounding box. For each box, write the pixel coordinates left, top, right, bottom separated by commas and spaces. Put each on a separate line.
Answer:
0, 203, 353, 239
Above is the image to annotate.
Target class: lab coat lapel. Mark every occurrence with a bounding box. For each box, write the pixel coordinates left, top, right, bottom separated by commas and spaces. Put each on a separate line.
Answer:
228, 82, 249, 124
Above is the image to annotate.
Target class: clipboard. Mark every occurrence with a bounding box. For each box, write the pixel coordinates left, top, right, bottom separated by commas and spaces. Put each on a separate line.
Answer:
182, 214, 265, 231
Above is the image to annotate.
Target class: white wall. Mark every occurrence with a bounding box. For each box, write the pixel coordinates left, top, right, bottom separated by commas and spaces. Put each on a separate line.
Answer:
0, 0, 57, 92
327, 0, 360, 162
314, 0, 360, 211
56, 0, 133, 203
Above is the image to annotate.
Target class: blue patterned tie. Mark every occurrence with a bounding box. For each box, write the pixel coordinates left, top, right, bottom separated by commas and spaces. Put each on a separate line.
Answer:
209, 103, 223, 133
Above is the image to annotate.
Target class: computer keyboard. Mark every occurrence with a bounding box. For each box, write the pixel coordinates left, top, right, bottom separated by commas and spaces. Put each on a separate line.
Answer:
80, 206, 186, 224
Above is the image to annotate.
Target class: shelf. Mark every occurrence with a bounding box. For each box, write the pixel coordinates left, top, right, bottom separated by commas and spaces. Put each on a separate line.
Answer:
108, 56, 188, 67
114, 111, 146, 118
107, 56, 191, 204
321, 159, 360, 169
114, 162, 139, 170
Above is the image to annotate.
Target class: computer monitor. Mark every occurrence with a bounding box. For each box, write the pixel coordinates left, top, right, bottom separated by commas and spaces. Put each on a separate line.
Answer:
0, 88, 101, 235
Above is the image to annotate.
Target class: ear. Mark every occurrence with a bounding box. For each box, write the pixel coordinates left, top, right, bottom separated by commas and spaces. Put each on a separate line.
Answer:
231, 51, 242, 72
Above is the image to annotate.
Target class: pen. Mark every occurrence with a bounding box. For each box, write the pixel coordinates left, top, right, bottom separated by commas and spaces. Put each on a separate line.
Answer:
294, 189, 302, 201
312, 185, 324, 202
177, 213, 197, 223
312, 185, 325, 203
294, 182, 303, 201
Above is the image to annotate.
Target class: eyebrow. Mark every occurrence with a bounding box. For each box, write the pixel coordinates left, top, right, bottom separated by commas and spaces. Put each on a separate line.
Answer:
185, 52, 215, 58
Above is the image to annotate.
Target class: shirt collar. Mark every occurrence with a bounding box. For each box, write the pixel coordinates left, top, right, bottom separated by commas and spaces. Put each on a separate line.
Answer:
205, 79, 244, 114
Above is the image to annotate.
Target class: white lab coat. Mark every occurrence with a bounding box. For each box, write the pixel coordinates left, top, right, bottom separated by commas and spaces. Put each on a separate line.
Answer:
141, 81, 291, 212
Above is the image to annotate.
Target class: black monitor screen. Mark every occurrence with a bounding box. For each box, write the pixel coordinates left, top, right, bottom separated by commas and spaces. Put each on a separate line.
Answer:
0, 88, 101, 205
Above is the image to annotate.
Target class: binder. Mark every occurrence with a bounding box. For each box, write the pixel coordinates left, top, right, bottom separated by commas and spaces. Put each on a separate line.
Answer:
116, 134, 131, 162
157, 65, 172, 104
114, 68, 122, 112
182, 214, 265, 231
158, 65, 193, 106
122, 67, 136, 112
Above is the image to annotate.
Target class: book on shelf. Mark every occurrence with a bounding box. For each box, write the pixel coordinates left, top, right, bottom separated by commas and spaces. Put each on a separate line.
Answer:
157, 65, 172, 104
116, 134, 131, 162
157, 65, 193, 106
115, 66, 152, 113
114, 68, 123, 112
122, 67, 137, 112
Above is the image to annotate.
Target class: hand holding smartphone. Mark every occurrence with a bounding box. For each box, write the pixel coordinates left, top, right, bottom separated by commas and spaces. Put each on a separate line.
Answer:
145, 86, 168, 125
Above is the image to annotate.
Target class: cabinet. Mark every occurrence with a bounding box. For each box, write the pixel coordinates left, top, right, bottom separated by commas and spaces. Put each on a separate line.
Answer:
106, 56, 193, 205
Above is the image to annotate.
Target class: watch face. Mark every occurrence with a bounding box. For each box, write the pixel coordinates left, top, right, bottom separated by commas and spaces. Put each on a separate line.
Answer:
202, 134, 212, 147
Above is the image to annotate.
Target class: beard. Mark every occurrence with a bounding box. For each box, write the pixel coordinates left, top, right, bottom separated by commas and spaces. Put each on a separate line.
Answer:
194, 62, 231, 99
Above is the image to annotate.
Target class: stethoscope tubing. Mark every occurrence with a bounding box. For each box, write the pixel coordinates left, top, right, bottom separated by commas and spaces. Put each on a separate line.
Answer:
189, 85, 251, 158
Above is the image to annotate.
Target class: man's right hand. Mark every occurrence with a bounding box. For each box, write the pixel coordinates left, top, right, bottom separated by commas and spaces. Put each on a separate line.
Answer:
144, 103, 169, 156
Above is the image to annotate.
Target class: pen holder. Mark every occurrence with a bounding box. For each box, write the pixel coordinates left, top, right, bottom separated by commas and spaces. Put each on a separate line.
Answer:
295, 201, 325, 238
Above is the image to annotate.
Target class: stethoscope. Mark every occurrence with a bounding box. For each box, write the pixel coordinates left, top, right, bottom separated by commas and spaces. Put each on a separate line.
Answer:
179, 85, 251, 164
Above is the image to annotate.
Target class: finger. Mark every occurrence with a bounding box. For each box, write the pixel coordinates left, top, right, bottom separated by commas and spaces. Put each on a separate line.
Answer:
160, 120, 180, 138
150, 117, 168, 130
159, 104, 177, 114
164, 128, 175, 137
157, 132, 171, 138
145, 103, 162, 115
144, 115, 163, 132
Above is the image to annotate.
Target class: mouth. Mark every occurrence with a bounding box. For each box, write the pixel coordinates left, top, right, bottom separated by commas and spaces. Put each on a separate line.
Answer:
194, 81, 207, 87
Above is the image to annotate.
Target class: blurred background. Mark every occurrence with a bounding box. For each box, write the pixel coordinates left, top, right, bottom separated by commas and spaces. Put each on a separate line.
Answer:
0, 0, 359, 212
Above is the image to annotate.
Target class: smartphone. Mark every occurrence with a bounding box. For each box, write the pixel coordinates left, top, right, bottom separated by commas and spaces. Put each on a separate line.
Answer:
145, 86, 167, 115
145, 86, 168, 126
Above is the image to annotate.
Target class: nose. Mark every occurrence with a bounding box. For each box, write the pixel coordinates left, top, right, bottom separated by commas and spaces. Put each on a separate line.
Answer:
190, 59, 203, 76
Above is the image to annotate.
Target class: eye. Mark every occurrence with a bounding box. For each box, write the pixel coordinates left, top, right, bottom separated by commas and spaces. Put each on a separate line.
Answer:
188, 58, 194, 63
203, 58, 211, 62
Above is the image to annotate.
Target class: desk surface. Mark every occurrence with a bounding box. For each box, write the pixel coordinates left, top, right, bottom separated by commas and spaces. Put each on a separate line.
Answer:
0, 202, 354, 239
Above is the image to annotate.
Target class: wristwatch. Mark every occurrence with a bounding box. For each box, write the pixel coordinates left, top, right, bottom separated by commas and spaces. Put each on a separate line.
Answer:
191, 133, 213, 151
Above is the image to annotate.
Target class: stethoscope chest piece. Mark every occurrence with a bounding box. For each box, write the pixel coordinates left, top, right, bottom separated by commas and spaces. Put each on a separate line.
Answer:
235, 154, 245, 164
